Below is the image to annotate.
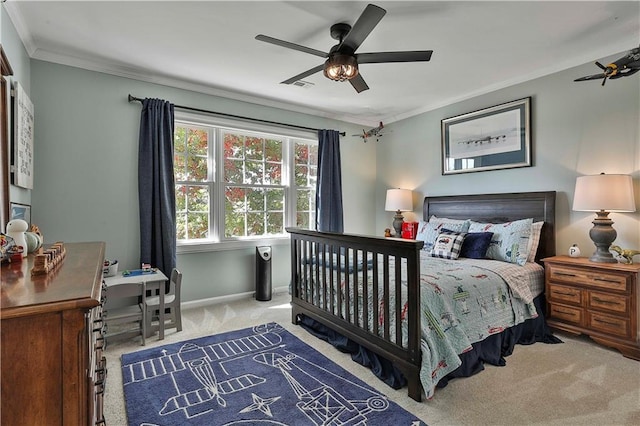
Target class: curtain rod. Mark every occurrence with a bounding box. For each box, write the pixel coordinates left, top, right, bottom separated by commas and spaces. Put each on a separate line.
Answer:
127, 95, 345, 136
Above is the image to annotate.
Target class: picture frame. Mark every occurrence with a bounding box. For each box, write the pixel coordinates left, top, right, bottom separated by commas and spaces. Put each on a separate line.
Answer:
441, 97, 531, 175
12, 81, 34, 189
9, 202, 30, 226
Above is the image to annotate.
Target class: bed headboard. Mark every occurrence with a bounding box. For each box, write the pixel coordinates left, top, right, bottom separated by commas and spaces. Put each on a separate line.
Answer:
423, 191, 556, 262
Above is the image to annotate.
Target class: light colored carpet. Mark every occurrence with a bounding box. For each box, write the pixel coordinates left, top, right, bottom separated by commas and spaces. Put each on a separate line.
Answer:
103, 291, 640, 425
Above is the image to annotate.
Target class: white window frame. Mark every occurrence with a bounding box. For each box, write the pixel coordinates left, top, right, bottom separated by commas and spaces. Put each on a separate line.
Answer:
175, 111, 317, 253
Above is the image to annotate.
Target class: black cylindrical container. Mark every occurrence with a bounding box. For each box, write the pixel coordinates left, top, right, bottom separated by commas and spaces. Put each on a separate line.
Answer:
255, 246, 272, 301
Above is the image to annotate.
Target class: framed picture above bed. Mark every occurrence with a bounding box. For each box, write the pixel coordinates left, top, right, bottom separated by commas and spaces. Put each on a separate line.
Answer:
441, 97, 531, 175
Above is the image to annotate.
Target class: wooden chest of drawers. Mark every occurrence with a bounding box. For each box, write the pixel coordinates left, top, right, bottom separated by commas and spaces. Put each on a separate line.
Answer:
543, 256, 640, 360
1, 242, 106, 425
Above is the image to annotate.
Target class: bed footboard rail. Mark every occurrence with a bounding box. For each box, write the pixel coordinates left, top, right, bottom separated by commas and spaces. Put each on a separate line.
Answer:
286, 227, 424, 401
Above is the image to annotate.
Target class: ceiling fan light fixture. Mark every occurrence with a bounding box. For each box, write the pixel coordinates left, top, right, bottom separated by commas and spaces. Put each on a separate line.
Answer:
323, 54, 359, 81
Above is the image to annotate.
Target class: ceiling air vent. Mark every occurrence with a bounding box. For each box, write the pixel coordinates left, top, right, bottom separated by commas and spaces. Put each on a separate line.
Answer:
292, 80, 314, 89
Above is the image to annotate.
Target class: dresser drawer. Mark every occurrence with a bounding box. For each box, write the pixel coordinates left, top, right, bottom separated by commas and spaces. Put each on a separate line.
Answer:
588, 312, 630, 338
548, 264, 629, 292
548, 283, 582, 305
549, 303, 582, 326
588, 291, 629, 315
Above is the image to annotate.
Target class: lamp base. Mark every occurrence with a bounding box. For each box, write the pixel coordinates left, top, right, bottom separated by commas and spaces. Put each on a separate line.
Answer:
588, 210, 618, 263
392, 210, 404, 238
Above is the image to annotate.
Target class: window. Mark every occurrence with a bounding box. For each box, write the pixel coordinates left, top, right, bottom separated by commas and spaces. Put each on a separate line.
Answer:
174, 112, 317, 250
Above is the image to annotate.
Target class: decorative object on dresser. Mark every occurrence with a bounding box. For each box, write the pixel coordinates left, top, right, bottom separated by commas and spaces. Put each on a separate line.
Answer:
543, 256, 640, 360
610, 245, 640, 264
572, 173, 636, 263
568, 244, 581, 257
384, 188, 412, 237
401, 221, 419, 239
1, 242, 107, 425
5, 218, 28, 257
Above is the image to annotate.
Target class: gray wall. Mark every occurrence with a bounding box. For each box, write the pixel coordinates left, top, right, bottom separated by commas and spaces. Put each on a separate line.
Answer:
28, 60, 376, 303
376, 54, 640, 256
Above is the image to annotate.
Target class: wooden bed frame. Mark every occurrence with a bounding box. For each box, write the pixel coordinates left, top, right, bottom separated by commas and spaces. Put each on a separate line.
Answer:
287, 191, 556, 401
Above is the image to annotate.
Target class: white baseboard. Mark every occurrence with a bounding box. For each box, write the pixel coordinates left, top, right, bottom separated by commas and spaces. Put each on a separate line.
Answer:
181, 285, 289, 310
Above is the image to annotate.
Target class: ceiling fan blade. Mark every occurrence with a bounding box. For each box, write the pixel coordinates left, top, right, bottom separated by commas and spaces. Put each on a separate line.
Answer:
357, 50, 433, 64
339, 4, 386, 53
573, 73, 607, 82
255, 34, 328, 58
349, 74, 369, 93
281, 64, 325, 85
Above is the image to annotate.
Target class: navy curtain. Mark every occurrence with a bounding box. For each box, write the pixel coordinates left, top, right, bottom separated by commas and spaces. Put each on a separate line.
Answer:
315, 129, 344, 232
138, 98, 176, 277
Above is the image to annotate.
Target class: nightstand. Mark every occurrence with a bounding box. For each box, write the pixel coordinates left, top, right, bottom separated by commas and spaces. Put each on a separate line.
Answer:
543, 256, 640, 360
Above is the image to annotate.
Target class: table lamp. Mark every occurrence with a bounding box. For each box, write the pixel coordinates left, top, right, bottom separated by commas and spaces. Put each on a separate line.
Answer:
385, 188, 412, 237
572, 173, 636, 263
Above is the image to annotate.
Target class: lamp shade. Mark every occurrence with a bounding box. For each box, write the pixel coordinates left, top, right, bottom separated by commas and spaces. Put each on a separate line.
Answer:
573, 174, 636, 212
385, 189, 413, 212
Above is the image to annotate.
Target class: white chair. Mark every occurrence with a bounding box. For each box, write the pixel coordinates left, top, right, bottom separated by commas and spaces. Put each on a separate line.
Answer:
104, 281, 146, 346
144, 268, 182, 339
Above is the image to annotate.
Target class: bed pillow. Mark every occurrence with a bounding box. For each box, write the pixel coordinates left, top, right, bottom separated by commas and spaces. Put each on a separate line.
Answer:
416, 220, 470, 251
468, 218, 533, 265
526, 221, 544, 263
458, 231, 494, 259
428, 215, 470, 225
429, 230, 466, 260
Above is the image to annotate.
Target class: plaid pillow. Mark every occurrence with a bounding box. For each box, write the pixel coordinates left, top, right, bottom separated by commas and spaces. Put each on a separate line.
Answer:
416, 220, 470, 252
526, 221, 544, 263
430, 230, 466, 259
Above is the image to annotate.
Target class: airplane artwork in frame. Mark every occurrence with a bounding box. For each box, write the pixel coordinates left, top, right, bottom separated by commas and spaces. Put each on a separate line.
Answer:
12, 82, 34, 189
441, 97, 531, 175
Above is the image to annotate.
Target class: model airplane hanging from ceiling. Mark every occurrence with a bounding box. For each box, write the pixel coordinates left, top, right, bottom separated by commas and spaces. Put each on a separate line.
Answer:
353, 122, 384, 142
574, 45, 640, 86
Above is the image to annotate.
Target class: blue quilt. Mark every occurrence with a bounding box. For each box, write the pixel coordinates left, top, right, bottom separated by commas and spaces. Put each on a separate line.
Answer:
300, 253, 542, 399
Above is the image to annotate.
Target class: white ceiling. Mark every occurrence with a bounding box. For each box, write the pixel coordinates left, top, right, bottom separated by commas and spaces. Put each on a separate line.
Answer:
4, 1, 639, 126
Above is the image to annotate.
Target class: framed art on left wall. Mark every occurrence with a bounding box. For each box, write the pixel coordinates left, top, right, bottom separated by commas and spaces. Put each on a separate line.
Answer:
12, 81, 34, 189
9, 202, 30, 226
441, 97, 531, 175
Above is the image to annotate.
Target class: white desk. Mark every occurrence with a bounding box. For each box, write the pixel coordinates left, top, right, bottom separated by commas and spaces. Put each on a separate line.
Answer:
104, 270, 169, 339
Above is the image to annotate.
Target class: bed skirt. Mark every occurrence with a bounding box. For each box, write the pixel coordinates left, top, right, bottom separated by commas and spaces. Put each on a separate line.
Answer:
298, 294, 562, 393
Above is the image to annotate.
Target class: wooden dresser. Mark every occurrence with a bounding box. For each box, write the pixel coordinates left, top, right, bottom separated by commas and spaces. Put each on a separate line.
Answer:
1, 242, 106, 425
543, 255, 640, 360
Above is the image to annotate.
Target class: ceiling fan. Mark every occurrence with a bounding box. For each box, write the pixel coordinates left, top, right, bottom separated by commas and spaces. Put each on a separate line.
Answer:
255, 3, 433, 93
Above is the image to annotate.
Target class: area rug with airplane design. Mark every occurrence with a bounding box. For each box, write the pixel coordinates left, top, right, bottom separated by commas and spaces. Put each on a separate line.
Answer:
121, 322, 426, 425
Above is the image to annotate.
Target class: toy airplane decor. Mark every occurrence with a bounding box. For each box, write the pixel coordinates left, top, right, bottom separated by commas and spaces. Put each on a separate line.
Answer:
574, 45, 640, 86
354, 122, 385, 142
